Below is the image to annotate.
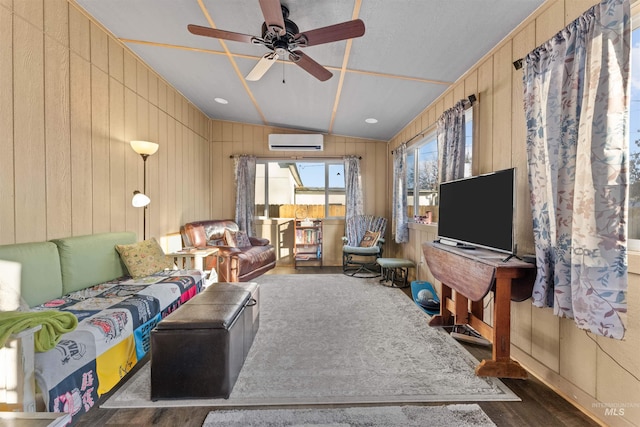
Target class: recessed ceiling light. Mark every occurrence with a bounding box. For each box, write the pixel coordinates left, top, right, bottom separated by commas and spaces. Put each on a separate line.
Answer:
214, 97, 229, 104
365, 118, 378, 124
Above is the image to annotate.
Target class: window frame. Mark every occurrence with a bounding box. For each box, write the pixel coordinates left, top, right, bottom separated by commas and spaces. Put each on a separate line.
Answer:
255, 159, 346, 220
406, 104, 474, 223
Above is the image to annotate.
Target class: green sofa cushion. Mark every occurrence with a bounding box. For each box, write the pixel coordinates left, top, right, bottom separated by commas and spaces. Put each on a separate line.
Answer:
0, 242, 63, 307
51, 232, 136, 295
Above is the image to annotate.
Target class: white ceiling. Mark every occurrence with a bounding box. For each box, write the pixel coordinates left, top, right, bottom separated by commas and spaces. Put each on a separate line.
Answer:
74, 0, 545, 141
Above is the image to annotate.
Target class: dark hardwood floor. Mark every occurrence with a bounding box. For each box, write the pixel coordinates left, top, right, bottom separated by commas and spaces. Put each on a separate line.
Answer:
77, 266, 601, 426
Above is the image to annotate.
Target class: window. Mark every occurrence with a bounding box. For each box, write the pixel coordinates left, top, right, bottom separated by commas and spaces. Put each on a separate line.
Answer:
628, 19, 640, 250
255, 160, 345, 219
406, 106, 473, 222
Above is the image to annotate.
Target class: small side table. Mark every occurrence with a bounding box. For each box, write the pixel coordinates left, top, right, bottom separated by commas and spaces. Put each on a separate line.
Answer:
168, 248, 218, 271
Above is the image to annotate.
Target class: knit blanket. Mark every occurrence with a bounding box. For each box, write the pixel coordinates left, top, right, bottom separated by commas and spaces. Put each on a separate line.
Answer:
0, 310, 78, 352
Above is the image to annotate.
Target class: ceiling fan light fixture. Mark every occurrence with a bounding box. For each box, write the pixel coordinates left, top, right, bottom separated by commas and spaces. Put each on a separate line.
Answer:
365, 118, 378, 124
214, 97, 229, 104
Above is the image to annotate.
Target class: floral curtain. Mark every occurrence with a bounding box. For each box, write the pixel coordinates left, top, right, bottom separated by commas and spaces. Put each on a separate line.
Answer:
234, 155, 257, 236
344, 155, 364, 245
522, 0, 629, 339
437, 100, 467, 183
392, 143, 409, 243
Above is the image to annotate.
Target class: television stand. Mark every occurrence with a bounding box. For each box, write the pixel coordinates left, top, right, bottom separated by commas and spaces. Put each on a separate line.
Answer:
422, 241, 535, 378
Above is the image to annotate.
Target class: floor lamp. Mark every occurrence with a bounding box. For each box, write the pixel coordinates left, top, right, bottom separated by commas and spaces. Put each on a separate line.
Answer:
130, 140, 159, 240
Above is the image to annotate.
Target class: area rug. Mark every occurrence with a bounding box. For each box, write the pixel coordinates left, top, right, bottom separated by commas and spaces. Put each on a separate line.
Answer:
102, 274, 518, 409
201, 404, 496, 426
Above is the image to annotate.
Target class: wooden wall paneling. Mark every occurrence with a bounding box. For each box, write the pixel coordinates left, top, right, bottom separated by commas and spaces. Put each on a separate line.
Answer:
0, 6, 14, 244
44, 32, 71, 240
536, 1, 564, 45
68, 5, 89, 61
136, 62, 148, 99
44, 0, 68, 47
108, 78, 125, 232
222, 142, 235, 220
251, 124, 263, 154
90, 22, 108, 74
157, 111, 168, 235
596, 347, 640, 422
178, 124, 187, 224
242, 123, 253, 153
108, 38, 123, 84
492, 41, 513, 170
375, 142, 387, 221
531, 306, 561, 372
166, 117, 177, 232
184, 127, 194, 221
0, 0, 11, 10
148, 103, 159, 238
90, 66, 110, 233
181, 98, 189, 127
565, 0, 599, 24
477, 58, 494, 174
13, 0, 42, 30
210, 136, 224, 220
13, 14, 46, 243
123, 88, 138, 235
69, 52, 92, 236
157, 80, 167, 112
166, 86, 175, 118
148, 72, 158, 107
123, 50, 136, 91
559, 317, 597, 396
453, 82, 465, 105
174, 123, 184, 224
184, 126, 194, 222
510, 24, 535, 356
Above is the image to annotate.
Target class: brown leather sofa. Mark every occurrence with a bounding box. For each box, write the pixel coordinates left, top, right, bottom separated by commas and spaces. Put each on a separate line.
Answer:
180, 220, 276, 282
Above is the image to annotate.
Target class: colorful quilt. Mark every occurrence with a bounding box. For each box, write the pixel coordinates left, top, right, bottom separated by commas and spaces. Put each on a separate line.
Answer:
32, 269, 204, 419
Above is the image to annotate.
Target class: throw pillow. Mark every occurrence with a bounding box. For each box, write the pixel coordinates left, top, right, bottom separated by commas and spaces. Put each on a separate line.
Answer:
359, 230, 380, 248
224, 229, 252, 248
115, 238, 174, 279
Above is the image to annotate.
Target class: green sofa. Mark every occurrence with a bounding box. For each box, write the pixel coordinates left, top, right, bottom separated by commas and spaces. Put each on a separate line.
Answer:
0, 232, 203, 421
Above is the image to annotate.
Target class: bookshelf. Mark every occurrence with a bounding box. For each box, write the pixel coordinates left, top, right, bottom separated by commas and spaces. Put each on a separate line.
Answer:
294, 219, 323, 268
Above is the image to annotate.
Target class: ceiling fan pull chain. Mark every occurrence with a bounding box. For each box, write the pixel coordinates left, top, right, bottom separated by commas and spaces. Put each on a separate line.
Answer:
282, 59, 286, 84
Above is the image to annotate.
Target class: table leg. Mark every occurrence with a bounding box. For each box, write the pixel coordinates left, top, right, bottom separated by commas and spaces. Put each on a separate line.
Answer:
429, 283, 453, 327
475, 277, 527, 378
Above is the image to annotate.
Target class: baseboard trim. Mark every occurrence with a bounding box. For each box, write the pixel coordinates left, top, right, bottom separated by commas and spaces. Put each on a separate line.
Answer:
511, 346, 634, 427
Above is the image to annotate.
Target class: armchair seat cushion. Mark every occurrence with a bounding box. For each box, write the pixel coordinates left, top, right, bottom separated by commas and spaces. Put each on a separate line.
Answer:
342, 245, 381, 255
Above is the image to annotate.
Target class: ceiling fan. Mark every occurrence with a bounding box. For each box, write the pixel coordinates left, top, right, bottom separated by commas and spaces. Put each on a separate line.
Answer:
187, 0, 365, 82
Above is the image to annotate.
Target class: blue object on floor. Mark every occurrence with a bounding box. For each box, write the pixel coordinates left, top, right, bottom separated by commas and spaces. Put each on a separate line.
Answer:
411, 281, 440, 316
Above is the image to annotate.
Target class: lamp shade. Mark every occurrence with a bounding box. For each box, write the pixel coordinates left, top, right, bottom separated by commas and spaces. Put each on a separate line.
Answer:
130, 140, 159, 156
132, 191, 151, 207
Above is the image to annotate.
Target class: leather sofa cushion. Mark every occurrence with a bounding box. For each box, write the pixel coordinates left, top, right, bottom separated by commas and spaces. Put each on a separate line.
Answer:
236, 246, 276, 277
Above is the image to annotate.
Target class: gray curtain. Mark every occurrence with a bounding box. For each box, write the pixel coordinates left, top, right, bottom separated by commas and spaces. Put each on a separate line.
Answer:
234, 155, 257, 236
344, 155, 364, 245
522, 0, 629, 339
437, 100, 467, 183
392, 143, 409, 243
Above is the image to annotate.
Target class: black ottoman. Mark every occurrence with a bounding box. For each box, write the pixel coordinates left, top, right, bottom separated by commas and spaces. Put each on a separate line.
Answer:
150, 282, 259, 400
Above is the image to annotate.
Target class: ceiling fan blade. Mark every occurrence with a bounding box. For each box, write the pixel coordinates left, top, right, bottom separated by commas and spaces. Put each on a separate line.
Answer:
259, 0, 286, 35
246, 52, 279, 81
290, 51, 332, 82
187, 24, 254, 44
295, 19, 365, 47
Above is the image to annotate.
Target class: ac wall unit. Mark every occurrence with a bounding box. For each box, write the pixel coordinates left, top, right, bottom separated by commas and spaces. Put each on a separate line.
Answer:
268, 134, 324, 151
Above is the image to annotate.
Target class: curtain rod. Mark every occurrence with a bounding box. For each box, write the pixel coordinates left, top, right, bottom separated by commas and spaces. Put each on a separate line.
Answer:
229, 155, 361, 160
391, 94, 477, 153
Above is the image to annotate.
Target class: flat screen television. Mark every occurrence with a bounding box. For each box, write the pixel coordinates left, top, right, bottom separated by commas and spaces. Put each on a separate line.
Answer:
437, 167, 515, 254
